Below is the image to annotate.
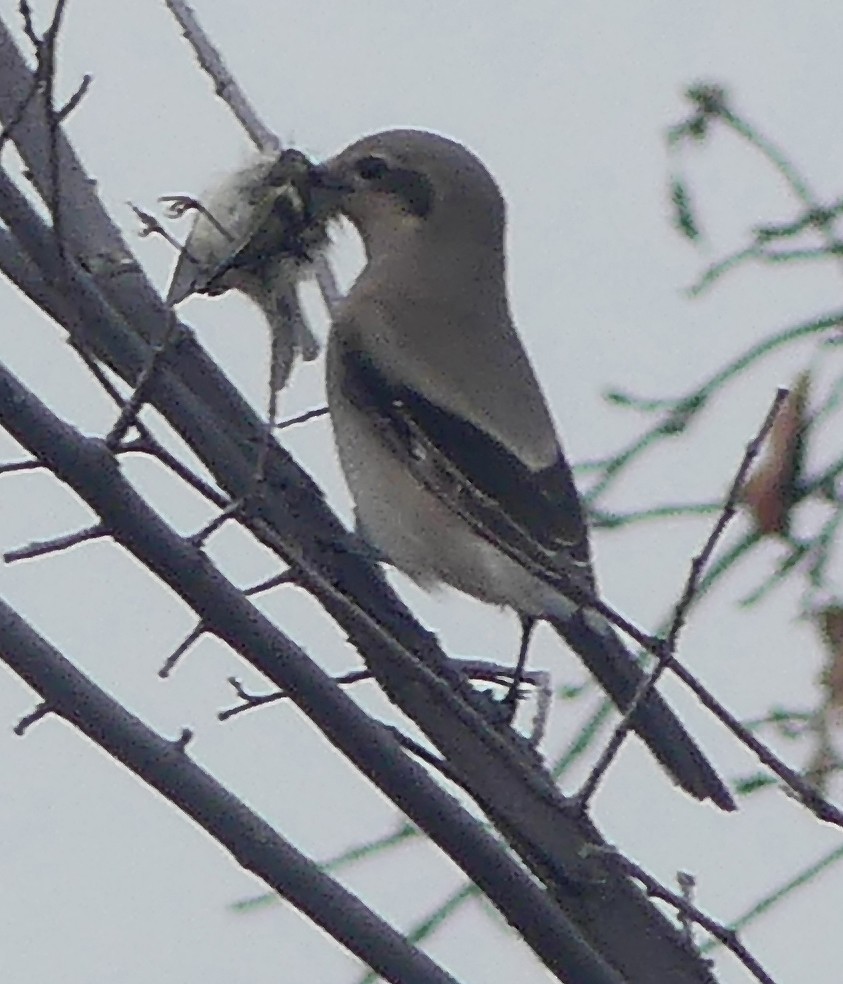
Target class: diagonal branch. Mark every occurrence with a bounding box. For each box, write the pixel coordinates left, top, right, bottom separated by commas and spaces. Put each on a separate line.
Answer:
0, 597, 460, 984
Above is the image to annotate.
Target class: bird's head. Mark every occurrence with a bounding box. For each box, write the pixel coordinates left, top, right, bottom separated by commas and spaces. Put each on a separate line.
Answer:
311, 129, 506, 257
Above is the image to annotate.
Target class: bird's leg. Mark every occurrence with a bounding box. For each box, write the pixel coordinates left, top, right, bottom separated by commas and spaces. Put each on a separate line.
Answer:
501, 615, 536, 722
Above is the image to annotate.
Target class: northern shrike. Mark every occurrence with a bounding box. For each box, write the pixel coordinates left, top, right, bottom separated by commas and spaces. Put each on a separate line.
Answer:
166, 148, 327, 391
319, 129, 734, 809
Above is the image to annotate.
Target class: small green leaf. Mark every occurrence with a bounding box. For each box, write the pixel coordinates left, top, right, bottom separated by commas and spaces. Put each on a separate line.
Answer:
670, 177, 702, 242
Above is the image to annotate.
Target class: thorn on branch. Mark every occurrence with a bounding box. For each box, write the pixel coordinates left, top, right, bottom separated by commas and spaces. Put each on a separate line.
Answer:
384, 724, 453, 777
72, 347, 229, 508
676, 870, 698, 948
55, 73, 92, 123
14, 701, 51, 735
159, 622, 208, 678
615, 853, 776, 984
173, 728, 193, 752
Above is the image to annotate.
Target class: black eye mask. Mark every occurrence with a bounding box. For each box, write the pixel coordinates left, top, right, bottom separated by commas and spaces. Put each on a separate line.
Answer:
354, 155, 435, 219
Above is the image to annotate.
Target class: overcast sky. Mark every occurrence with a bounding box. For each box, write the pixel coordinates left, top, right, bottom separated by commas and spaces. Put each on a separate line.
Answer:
2, 2, 843, 982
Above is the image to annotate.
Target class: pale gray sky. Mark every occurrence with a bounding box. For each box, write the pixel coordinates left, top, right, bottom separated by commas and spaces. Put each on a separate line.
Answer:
1, 2, 842, 982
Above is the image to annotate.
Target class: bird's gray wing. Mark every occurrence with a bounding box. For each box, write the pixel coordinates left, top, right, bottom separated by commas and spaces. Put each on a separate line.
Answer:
339, 340, 596, 601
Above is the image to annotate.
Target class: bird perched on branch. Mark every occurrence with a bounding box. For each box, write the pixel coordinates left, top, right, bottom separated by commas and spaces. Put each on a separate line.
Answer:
165, 148, 331, 392
311, 128, 734, 810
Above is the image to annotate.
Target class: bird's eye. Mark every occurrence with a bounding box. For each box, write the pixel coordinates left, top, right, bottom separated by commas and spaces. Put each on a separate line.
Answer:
354, 155, 390, 181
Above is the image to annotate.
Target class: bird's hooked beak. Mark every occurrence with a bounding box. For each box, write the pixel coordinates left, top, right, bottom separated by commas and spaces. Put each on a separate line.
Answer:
308, 163, 355, 210
309, 155, 434, 223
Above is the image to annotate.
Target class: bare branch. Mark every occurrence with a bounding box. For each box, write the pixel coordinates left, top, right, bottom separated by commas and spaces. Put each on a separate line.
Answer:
0, 597, 461, 984
1, 365, 631, 983
4, 521, 107, 563
119, 434, 229, 509
162, 0, 278, 151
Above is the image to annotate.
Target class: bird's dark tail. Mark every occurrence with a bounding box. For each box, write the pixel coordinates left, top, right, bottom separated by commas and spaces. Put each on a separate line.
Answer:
549, 611, 735, 811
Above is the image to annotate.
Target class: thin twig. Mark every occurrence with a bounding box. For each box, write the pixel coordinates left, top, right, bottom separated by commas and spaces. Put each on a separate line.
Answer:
74, 348, 230, 509
188, 499, 241, 547
4, 522, 107, 564
275, 405, 329, 430
243, 569, 298, 596
119, 435, 229, 509
610, 851, 778, 984
14, 700, 51, 735
55, 72, 91, 123
218, 669, 373, 721
0, 458, 44, 475
161, 0, 343, 320
218, 657, 547, 723
578, 388, 789, 808
668, 655, 843, 826
103, 309, 183, 450
159, 622, 208, 678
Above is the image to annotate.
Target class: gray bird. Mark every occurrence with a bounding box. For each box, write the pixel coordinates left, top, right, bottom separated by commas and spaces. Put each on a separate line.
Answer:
318, 128, 734, 810
166, 148, 329, 392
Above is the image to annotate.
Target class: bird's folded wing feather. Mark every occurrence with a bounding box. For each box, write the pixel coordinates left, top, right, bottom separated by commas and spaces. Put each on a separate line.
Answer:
341, 343, 597, 603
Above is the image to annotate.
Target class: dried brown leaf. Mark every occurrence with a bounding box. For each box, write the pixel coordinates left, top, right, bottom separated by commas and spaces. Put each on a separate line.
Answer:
743, 372, 809, 535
